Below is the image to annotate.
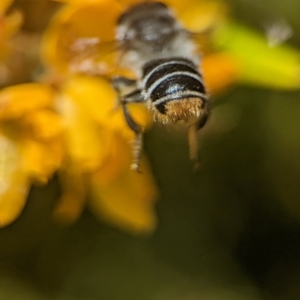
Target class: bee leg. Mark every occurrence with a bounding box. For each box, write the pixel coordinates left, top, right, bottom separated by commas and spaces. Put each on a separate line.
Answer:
111, 76, 139, 110
122, 92, 146, 171
112, 76, 146, 171
112, 76, 137, 90
122, 103, 144, 172
188, 109, 209, 170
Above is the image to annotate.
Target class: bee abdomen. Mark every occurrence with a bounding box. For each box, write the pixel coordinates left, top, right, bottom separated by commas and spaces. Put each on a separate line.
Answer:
142, 58, 208, 115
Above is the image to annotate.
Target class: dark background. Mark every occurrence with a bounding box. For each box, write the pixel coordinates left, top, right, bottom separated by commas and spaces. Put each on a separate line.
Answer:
0, 0, 300, 299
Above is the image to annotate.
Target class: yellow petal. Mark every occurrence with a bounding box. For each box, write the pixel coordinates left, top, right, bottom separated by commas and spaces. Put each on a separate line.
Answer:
60, 75, 152, 140
179, 0, 227, 32
0, 134, 29, 227
163, 0, 201, 15
128, 103, 153, 130
91, 133, 132, 187
57, 90, 112, 171
112, 0, 142, 7
1, 10, 23, 39
0, 83, 55, 120
53, 0, 118, 4
22, 109, 63, 141
89, 158, 158, 234
0, 0, 13, 14
202, 53, 240, 95
53, 164, 86, 224
117, 0, 197, 11
20, 138, 64, 184
60, 75, 117, 125
41, 1, 122, 75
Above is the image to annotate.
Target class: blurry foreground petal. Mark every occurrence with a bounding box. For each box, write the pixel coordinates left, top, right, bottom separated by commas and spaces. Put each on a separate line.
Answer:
179, 0, 227, 32
20, 138, 64, 184
0, 83, 55, 120
0, 10, 23, 40
41, 1, 122, 75
0, 134, 29, 227
55, 0, 198, 10
53, 164, 87, 225
202, 53, 240, 94
89, 158, 158, 234
22, 109, 63, 142
57, 75, 152, 170
57, 83, 112, 171
90, 133, 131, 187
59, 75, 116, 125
0, 0, 13, 13
213, 21, 300, 89
118, 0, 199, 12
0, 2, 23, 84
109, 103, 153, 140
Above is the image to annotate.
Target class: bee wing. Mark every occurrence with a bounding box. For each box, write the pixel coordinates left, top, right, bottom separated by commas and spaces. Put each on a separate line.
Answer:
68, 37, 124, 75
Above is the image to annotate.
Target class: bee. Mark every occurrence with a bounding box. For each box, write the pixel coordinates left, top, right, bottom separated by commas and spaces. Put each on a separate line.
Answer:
67, 1, 209, 170
112, 1, 210, 171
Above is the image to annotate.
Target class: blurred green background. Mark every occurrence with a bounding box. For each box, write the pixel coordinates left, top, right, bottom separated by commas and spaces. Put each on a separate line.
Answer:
1, 0, 300, 299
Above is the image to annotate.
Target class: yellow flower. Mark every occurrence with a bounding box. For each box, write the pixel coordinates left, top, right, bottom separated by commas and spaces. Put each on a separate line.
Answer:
0, 76, 158, 234
39, 0, 159, 234
53, 75, 157, 234
0, 83, 64, 226
0, 0, 159, 233
3, 0, 299, 233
